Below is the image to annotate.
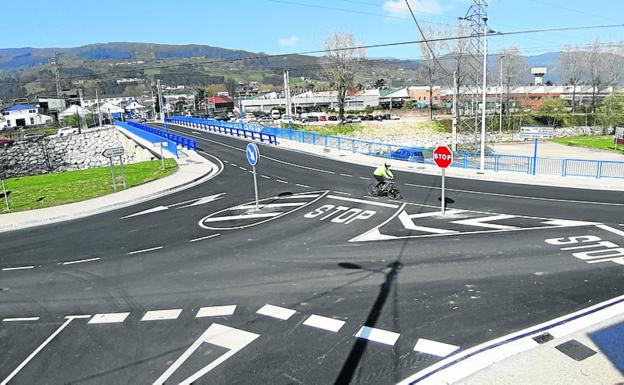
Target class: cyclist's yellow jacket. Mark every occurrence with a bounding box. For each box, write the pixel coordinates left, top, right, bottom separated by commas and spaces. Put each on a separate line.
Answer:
374, 165, 394, 179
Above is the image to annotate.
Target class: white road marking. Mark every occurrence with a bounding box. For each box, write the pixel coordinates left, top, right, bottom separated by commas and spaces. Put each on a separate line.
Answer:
230, 163, 238, 167
327, 194, 399, 209
177, 193, 226, 208
354, 326, 400, 346
88, 312, 130, 324
127, 246, 164, 255
201, 212, 282, 223
452, 214, 518, 230
296, 183, 312, 188
261, 175, 271, 179
62, 257, 101, 265
359, 176, 369, 180
287, 193, 320, 199
235, 202, 305, 210
2, 317, 40, 322
350, 204, 407, 242
64, 315, 91, 319
340, 173, 353, 177
189, 234, 221, 243
121, 206, 168, 219
414, 338, 460, 357
303, 315, 345, 332
333, 191, 352, 196
223, 160, 229, 163
256, 304, 297, 320
141, 309, 182, 321
276, 179, 289, 184
2, 266, 35, 271
239, 166, 247, 171
542, 219, 598, 227
398, 211, 460, 234
1, 316, 80, 385
152, 323, 259, 385
597, 224, 624, 238
404, 182, 624, 206
196, 305, 237, 318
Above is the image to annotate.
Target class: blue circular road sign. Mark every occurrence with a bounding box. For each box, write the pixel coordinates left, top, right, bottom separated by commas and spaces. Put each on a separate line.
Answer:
246, 143, 259, 166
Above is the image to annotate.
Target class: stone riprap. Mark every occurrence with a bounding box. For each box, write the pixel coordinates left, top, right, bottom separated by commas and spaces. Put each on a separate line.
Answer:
0, 127, 136, 178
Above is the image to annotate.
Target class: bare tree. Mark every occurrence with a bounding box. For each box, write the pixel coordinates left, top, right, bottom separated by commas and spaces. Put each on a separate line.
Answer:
602, 42, 624, 89
418, 24, 449, 120
444, 21, 471, 128
586, 38, 603, 113
322, 31, 366, 122
496, 46, 525, 127
559, 45, 584, 109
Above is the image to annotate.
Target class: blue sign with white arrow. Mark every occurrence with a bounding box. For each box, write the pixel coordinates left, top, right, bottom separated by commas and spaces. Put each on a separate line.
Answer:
246, 143, 259, 166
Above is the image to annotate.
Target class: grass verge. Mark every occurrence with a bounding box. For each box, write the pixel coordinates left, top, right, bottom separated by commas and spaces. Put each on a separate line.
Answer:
551, 135, 624, 153
0, 158, 177, 214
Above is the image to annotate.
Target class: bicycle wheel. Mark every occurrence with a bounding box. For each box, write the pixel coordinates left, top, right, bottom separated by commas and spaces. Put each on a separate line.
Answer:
388, 188, 402, 200
367, 183, 378, 196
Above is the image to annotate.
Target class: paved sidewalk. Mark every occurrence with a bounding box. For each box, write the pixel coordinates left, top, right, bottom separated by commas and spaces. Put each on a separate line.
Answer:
0, 148, 216, 233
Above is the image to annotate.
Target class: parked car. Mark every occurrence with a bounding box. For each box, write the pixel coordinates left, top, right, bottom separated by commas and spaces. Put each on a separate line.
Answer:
374, 115, 384, 121
390, 114, 401, 120
328, 116, 338, 121
57, 126, 79, 137
366, 115, 375, 121
390, 148, 425, 163
350, 116, 362, 123
0, 138, 14, 147
302, 116, 319, 123
319, 115, 327, 121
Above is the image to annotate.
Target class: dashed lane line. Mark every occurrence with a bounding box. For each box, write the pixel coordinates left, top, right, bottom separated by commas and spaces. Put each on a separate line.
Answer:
296, 183, 312, 188
276, 179, 289, 184
256, 304, 297, 320
2, 266, 35, 271
126, 246, 164, 255
89, 312, 130, 324
340, 173, 353, 177
230, 163, 238, 167
354, 326, 400, 346
62, 257, 101, 265
359, 176, 369, 180
261, 175, 271, 179
2, 317, 40, 322
141, 309, 183, 321
189, 234, 221, 243
196, 305, 237, 318
238, 166, 247, 171
303, 315, 345, 333
333, 191, 352, 196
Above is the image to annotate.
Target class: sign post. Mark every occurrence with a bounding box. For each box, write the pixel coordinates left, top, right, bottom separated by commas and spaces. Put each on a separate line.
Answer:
433, 145, 454, 215
156, 142, 168, 170
1, 176, 9, 212
102, 147, 125, 192
246, 142, 260, 210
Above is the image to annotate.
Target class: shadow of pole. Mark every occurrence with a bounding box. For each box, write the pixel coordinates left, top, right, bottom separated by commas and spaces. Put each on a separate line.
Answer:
333, 261, 403, 385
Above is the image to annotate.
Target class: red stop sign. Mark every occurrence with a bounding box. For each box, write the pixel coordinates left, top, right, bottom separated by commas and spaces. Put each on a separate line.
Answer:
433, 145, 453, 168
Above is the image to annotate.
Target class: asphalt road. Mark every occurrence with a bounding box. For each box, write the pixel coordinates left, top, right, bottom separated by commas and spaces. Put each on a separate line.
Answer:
1, 124, 623, 385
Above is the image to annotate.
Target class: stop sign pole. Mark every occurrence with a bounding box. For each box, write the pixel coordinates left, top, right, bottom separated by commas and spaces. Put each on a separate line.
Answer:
433, 145, 453, 215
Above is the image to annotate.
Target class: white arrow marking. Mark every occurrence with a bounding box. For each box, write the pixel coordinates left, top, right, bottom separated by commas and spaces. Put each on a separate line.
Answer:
398, 211, 460, 234
452, 214, 518, 230
350, 228, 399, 242
152, 323, 259, 385
177, 193, 226, 208
542, 219, 598, 227
202, 212, 282, 223
121, 206, 168, 219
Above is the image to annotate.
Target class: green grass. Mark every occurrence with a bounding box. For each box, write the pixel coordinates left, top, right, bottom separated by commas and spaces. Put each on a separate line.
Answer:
0, 159, 177, 214
286, 123, 363, 136
551, 135, 624, 153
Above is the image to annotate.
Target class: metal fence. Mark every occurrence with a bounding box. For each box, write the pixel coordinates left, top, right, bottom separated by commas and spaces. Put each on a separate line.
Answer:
167, 116, 277, 144
167, 116, 624, 179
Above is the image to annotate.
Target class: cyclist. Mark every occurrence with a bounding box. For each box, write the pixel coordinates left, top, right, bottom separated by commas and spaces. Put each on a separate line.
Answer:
373, 163, 394, 193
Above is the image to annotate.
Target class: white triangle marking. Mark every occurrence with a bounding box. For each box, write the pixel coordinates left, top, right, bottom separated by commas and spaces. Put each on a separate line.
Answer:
452, 214, 518, 230
121, 206, 168, 219
178, 193, 226, 208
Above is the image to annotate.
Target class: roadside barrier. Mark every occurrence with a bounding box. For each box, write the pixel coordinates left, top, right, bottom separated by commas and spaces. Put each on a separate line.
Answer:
166, 116, 624, 179
167, 116, 278, 145
124, 121, 197, 151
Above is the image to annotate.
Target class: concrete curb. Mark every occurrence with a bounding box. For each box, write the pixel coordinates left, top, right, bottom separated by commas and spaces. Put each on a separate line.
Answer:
0, 150, 220, 233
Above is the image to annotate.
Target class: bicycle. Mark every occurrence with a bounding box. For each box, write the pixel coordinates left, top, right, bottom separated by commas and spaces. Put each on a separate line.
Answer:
367, 180, 403, 200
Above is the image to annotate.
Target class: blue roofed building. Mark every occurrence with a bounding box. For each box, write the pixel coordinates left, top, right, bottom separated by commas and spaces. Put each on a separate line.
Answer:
1, 104, 52, 129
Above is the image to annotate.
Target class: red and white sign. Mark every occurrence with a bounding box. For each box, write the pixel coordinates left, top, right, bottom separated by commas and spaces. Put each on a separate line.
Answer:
433, 145, 453, 168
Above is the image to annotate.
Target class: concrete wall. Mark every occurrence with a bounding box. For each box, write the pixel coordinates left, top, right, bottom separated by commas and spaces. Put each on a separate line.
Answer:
0, 127, 151, 178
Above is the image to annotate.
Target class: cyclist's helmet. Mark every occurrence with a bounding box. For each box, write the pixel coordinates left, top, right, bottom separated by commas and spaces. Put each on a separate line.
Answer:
384, 162, 391, 168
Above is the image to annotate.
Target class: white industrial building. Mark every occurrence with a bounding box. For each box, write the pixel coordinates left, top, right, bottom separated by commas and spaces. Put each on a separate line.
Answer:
0, 104, 52, 129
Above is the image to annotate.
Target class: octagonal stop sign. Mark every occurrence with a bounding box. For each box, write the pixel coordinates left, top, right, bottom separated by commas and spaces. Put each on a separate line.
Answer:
433, 145, 453, 168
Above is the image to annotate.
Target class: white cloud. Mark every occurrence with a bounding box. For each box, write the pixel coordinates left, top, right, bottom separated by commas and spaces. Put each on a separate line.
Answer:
277, 36, 299, 47
382, 0, 443, 17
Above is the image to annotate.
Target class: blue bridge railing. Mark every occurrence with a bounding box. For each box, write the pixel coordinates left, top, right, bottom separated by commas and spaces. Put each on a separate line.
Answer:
167, 116, 278, 145
166, 116, 624, 179
124, 121, 197, 151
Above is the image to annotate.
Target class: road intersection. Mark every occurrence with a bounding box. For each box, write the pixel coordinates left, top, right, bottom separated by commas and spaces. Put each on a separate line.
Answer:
1, 124, 623, 384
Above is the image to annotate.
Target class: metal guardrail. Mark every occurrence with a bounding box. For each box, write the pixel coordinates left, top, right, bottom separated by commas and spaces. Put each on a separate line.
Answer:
124, 121, 197, 151
167, 116, 624, 179
167, 116, 278, 145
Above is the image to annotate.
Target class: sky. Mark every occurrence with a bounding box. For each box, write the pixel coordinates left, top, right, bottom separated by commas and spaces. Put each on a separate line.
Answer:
1, 0, 623, 58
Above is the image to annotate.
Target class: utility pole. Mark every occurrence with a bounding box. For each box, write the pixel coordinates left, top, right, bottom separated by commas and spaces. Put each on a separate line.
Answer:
96, 87, 102, 127
283, 69, 292, 120
51, 53, 62, 98
78, 88, 86, 134
150, 88, 156, 121
452, 71, 458, 151
479, 17, 488, 173
499, 55, 504, 135
157, 79, 165, 124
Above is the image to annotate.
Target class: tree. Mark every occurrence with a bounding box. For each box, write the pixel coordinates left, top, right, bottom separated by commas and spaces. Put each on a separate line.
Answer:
497, 47, 526, 129
597, 92, 624, 128
537, 98, 567, 127
586, 38, 603, 113
417, 24, 448, 120
374, 78, 386, 89
559, 45, 584, 109
223, 78, 238, 99
322, 31, 366, 122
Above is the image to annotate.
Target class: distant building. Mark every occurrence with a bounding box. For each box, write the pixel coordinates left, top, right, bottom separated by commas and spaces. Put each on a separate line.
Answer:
1, 104, 52, 129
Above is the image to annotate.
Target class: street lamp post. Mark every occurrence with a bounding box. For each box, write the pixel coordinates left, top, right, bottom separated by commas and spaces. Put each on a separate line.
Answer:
479, 17, 489, 173
499, 55, 505, 135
